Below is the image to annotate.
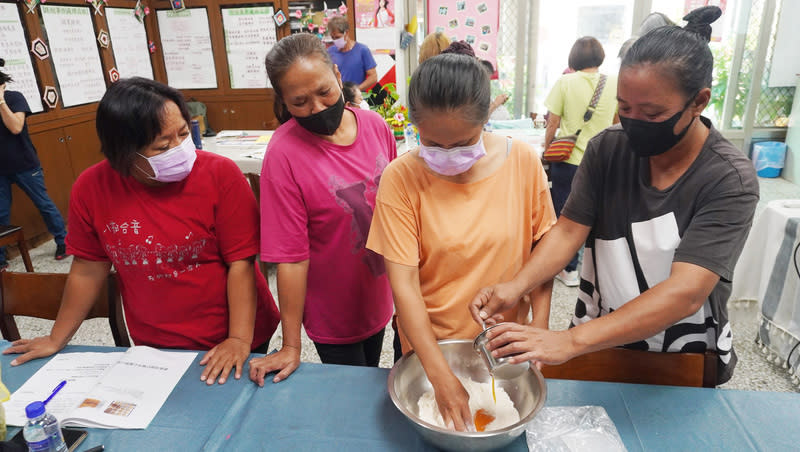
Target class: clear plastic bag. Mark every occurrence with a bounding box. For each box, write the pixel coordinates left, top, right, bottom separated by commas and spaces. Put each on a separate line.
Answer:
525, 406, 626, 452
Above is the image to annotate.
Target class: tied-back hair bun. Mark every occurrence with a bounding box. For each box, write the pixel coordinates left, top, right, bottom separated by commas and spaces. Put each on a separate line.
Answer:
0, 58, 5, 67
683, 6, 722, 42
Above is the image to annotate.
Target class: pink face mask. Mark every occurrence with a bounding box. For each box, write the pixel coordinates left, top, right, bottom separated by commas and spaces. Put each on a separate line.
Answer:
136, 135, 197, 183
333, 37, 346, 49
418, 135, 487, 176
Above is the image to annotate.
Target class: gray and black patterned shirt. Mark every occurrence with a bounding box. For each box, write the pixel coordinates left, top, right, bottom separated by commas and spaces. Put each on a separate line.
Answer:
562, 117, 759, 384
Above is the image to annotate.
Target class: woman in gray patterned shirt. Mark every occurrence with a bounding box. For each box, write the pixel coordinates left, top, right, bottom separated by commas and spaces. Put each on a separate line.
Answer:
469, 6, 757, 385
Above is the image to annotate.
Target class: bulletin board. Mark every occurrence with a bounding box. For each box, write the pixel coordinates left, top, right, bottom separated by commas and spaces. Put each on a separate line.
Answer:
157, 8, 218, 89
221, 5, 277, 89
106, 7, 154, 80
40, 4, 107, 107
427, 0, 500, 68
0, 3, 43, 112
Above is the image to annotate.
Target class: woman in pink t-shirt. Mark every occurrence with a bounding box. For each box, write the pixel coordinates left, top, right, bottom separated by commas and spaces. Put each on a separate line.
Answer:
249, 34, 395, 386
4, 78, 280, 386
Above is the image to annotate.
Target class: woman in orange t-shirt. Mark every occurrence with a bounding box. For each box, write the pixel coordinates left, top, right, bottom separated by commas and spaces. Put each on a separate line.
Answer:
366, 54, 556, 431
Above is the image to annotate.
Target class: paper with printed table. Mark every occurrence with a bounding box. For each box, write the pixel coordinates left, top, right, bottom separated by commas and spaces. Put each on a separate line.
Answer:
5, 346, 196, 429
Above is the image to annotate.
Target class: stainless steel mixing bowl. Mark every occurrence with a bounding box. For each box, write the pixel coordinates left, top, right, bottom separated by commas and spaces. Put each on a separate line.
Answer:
387, 339, 547, 451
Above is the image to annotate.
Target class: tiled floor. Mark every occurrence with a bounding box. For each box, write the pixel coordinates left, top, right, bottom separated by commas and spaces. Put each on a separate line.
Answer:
4, 177, 800, 392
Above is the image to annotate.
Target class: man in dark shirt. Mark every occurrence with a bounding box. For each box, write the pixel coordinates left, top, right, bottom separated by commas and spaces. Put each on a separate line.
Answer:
0, 63, 67, 269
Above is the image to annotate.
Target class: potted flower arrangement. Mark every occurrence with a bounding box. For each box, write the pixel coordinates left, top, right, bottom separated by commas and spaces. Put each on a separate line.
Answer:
373, 83, 408, 141
386, 107, 408, 141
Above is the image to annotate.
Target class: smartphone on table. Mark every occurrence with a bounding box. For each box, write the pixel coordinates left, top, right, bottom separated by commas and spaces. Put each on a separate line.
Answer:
9, 427, 87, 451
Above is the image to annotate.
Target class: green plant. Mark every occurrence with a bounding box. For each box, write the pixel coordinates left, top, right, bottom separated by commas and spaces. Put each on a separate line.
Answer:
369, 83, 407, 127
710, 44, 749, 128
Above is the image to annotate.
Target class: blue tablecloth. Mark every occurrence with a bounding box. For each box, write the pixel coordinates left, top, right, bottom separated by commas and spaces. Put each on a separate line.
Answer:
2, 342, 799, 451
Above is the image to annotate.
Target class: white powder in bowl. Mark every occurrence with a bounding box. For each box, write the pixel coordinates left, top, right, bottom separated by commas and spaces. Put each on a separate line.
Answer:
416, 377, 520, 431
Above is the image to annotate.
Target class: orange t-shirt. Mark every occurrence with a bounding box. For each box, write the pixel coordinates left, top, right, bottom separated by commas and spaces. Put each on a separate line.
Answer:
366, 137, 556, 352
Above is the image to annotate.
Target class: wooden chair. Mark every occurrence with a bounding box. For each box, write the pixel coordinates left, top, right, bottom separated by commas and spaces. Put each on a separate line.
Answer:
244, 172, 260, 205
0, 225, 34, 272
0, 271, 131, 347
540, 347, 718, 388
243, 172, 274, 277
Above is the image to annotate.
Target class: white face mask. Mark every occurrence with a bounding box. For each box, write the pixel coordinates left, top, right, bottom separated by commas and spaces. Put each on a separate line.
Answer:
359, 100, 370, 110
333, 37, 346, 49
136, 135, 197, 183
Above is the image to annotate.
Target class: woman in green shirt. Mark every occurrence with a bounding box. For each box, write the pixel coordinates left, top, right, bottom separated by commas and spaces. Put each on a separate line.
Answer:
544, 37, 618, 286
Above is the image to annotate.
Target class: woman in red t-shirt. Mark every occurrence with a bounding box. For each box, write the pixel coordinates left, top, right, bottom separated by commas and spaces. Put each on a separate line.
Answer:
4, 78, 280, 386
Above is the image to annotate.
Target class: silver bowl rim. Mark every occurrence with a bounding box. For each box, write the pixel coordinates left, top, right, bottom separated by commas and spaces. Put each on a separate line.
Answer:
386, 338, 548, 438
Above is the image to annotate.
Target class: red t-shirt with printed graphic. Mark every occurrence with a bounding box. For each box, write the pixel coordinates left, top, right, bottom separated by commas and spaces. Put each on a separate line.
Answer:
67, 151, 279, 351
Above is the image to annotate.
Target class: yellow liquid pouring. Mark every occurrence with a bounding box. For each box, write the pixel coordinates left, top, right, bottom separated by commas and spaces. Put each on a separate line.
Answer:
475, 374, 498, 432
491, 374, 496, 404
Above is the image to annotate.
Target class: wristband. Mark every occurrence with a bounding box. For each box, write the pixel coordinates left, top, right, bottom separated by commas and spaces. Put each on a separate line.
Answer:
0, 99, 6, 106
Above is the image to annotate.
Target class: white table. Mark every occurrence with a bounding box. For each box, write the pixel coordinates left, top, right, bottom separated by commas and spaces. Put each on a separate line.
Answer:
201, 130, 272, 175
488, 118, 546, 154
204, 125, 544, 178
204, 130, 410, 174
731, 199, 800, 386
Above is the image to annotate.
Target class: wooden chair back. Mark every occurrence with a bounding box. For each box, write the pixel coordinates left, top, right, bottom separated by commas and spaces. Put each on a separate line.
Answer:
0, 271, 130, 347
244, 173, 260, 205
0, 225, 34, 272
540, 347, 718, 388
243, 172, 273, 277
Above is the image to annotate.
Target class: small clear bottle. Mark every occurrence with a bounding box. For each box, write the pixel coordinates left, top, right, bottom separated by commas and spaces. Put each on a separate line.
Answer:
22, 401, 67, 452
404, 123, 418, 148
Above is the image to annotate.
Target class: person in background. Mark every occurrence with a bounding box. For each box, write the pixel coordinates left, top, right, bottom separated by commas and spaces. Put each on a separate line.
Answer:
328, 16, 378, 92
480, 60, 511, 121
418, 32, 450, 64
471, 7, 758, 387
342, 81, 369, 110
4, 78, 281, 386
0, 58, 68, 268
543, 37, 618, 287
367, 54, 556, 431
480, 59, 495, 77
441, 40, 475, 58
250, 33, 395, 386
442, 44, 511, 122
618, 12, 675, 59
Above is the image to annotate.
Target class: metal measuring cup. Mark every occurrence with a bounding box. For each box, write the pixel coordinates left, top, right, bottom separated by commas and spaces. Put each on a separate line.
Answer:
473, 322, 530, 379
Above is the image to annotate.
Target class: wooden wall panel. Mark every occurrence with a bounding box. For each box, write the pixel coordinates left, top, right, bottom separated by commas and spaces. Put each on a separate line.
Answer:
65, 120, 104, 178
35, 135, 76, 223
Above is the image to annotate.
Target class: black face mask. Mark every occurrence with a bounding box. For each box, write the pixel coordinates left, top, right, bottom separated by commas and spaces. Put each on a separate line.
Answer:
294, 94, 345, 136
619, 99, 696, 157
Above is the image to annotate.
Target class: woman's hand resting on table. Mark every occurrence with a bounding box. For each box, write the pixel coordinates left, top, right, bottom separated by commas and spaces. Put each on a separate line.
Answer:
199, 337, 251, 385
248, 344, 300, 386
3, 336, 64, 366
